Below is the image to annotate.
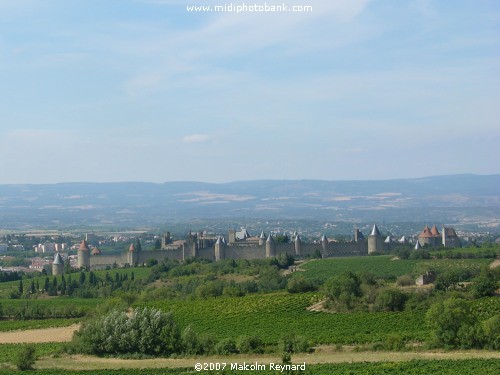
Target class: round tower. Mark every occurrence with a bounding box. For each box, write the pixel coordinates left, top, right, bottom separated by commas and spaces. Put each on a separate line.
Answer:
294, 234, 302, 256
368, 224, 383, 254
128, 243, 138, 266
77, 239, 90, 270
321, 235, 328, 255
265, 234, 275, 258
259, 231, 265, 246
52, 252, 64, 276
214, 236, 225, 261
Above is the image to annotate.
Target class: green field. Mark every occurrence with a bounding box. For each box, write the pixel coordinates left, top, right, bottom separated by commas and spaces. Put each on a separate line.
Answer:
0, 318, 80, 332
0, 267, 151, 298
0, 358, 499, 374
142, 292, 429, 344
296, 256, 492, 281
0, 342, 64, 364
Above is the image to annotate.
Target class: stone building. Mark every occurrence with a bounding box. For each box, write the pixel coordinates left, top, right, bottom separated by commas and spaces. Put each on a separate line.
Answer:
78, 225, 390, 270
52, 252, 64, 276
417, 225, 461, 248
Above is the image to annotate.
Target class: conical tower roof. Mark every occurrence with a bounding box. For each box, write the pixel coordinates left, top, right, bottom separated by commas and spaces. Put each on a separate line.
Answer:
370, 224, 381, 237
79, 240, 89, 251
431, 225, 440, 237
266, 234, 273, 243
216, 236, 222, 245
129, 243, 136, 252
384, 236, 392, 243
321, 235, 328, 242
419, 225, 433, 238
415, 241, 422, 250
92, 247, 101, 256
53, 252, 64, 265
260, 231, 266, 239
295, 234, 301, 243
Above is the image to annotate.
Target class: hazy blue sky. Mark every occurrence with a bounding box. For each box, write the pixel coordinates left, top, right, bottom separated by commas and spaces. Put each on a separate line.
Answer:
0, 0, 498, 183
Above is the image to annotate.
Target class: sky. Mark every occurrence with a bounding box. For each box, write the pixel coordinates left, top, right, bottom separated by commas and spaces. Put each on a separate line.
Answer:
0, 0, 499, 184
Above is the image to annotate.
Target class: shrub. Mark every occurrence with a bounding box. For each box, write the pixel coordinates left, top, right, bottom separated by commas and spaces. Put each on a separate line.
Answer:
15, 345, 36, 371
385, 334, 405, 351
426, 298, 477, 348
482, 315, 500, 350
199, 334, 217, 355
472, 269, 497, 298
374, 288, 407, 312
287, 275, 317, 293
324, 272, 362, 300
237, 335, 264, 354
182, 325, 201, 355
396, 275, 414, 287
74, 307, 181, 355
214, 338, 238, 355
279, 333, 313, 354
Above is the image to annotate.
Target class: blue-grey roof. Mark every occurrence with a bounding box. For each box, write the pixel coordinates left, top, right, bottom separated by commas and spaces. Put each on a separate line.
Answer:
370, 224, 381, 237
53, 252, 64, 265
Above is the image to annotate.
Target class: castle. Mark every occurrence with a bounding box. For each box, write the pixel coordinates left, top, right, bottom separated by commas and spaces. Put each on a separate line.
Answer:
51, 223, 460, 273
54, 225, 389, 272
416, 225, 461, 248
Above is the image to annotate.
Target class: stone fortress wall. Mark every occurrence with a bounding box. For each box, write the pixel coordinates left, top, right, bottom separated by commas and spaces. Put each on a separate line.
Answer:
70, 225, 388, 271
62, 224, 459, 272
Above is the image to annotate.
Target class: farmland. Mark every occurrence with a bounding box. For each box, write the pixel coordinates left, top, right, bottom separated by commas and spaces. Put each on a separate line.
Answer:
296, 256, 492, 281
141, 292, 500, 346
143, 292, 429, 344
1, 357, 499, 374
0, 246, 498, 373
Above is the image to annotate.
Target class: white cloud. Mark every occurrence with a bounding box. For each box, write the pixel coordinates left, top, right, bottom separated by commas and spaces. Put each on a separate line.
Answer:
182, 134, 210, 143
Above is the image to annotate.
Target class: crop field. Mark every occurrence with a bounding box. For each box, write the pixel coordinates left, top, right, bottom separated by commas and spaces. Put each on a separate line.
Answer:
0, 342, 64, 364
296, 256, 492, 281
0, 318, 80, 332
0, 297, 103, 316
142, 292, 429, 344
1, 358, 499, 374
0, 267, 150, 298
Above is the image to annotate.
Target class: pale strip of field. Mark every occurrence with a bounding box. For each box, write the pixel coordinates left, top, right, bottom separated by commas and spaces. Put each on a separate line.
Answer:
0, 324, 79, 344
34, 350, 500, 371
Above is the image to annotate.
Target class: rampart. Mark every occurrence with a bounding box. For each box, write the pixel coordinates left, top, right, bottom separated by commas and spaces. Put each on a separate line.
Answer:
85, 227, 385, 269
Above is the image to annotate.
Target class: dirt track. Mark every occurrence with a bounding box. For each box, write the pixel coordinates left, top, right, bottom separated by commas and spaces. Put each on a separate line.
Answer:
0, 324, 79, 344
33, 349, 500, 371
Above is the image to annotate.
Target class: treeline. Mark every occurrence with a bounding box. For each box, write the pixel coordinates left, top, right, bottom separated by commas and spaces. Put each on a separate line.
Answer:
322, 267, 499, 313
11, 271, 138, 299
70, 307, 312, 357
0, 303, 87, 320
141, 255, 295, 300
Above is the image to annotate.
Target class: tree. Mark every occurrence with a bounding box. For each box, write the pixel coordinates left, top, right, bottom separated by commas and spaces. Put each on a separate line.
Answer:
472, 269, 497, 298
287, 275, 317, 293
374, 288, 407, 312
60, 275, 67, 295
425, 298, 478, 348
324, 272, 362, 300
154, 238, 161, 250
18, 280, 23, 294
323, 272, 362, 311
79, 272, 86, 285
74, 308, 182, 355
14, 345, 36, 371
274, 234, 290, 244
135, 237, 142, 252
482, 315, 500, 350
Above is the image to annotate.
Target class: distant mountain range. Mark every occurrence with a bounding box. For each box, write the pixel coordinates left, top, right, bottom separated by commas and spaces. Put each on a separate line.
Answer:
0, 174, 498, 230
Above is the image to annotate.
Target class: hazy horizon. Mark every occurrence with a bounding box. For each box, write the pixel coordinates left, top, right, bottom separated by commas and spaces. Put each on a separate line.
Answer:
0, 172, 498, 186
1, 1, 499, 184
